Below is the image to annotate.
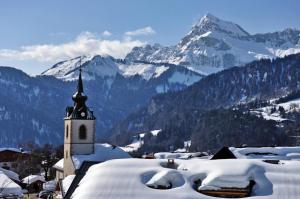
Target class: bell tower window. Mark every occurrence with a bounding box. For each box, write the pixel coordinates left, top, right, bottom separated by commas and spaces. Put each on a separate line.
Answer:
79, 125, 87, 139
66, 125, 69, 138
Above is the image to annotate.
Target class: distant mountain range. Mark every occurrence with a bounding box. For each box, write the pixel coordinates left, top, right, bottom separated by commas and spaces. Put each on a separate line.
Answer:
127, 13, 300, 75
0, 59, 201, 146
0, 13, 300, 147
110, 54, 300, 152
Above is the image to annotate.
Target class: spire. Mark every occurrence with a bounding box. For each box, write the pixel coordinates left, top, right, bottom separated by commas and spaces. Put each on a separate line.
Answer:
72, 57, 87, 102
65, 56, 95, 120
77, 66, 84, 94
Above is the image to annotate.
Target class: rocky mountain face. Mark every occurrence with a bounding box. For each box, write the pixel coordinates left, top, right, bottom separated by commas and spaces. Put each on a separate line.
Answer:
0, 57, 202, 146
110, 54, 300, 151
126, 14, 300, 75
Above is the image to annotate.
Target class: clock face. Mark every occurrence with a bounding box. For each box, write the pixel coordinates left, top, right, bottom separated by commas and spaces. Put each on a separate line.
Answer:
81, 112, 86, 117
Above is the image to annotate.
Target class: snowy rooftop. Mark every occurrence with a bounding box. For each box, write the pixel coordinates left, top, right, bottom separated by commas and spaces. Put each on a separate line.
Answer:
154, 152, 209, 160
62, 175, 75, 195
71, 158, 300, 199
0, 172, 23, 198
0, 167, 19, 182
72, 143, 131, 169
230, 146, 300, 160
0, 147, 29, 153
22, 175, 45, 184
43, 180, 57, 191
53, 158, 64, 171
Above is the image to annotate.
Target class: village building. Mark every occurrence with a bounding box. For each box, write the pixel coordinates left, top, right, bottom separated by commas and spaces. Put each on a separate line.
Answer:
53, 158, 64, 181
0, 148, 30, 171
21, 174, 45, 193
63, 67, 97, 177
0, 171, 23, 198
211, 146, 300, 160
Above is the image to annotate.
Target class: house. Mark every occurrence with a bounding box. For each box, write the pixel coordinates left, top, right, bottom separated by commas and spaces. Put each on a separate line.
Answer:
229, 146, 300, 160
212, 146, 300, 160
53, 158, 64, 181
21, 175, 45, 193
0, 167, 20, 183
0, 148, 30, 171
0, 171, 23, 198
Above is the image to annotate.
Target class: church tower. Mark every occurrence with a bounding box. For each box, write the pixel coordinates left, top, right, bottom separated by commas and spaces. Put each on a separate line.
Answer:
63, 67, 96, 177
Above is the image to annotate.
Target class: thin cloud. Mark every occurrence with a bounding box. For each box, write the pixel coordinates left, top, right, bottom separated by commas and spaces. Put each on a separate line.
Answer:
101, 30, 112, 37
0, 31, 145, 63
49, 32, 68, 37
125, 26, 156, 36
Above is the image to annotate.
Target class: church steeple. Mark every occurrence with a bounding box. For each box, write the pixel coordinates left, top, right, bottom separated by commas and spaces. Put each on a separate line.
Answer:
63, 58, 96, 177
72, 67, 88, 107
65, 60, 95, 120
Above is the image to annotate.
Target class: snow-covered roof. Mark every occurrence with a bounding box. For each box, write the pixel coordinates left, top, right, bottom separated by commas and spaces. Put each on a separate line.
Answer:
53, 158, 64, 171
0, 167, 19, 182
43, 180, 57, 191
0, 172, 23, 198
230, 146, 300, 160
72, 143, 131, 169
22, 175, 45, 184
0, 147, 29, 153
121, 141, 142, 152
62, 175, 75, 194
154, 152, 209, 160
71, 158, 300, 199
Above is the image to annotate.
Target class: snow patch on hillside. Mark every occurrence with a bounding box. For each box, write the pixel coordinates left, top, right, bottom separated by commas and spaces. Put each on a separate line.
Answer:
251, 98, 300, 122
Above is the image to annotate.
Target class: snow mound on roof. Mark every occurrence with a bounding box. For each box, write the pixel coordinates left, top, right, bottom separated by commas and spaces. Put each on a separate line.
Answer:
230, 146, 300, 160
146, 170, 184, 189
53, 158, 64, 170
72, 143, 131, 169
0, 172, 23, 198
72, 158, 300, 199
0, 167, 19, 182
22, 175, 45, 184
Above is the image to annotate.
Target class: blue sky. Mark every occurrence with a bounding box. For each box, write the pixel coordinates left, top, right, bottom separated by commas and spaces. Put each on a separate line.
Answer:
0, 0, 300, 74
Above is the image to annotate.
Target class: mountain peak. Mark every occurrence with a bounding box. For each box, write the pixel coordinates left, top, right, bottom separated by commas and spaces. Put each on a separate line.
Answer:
197, 13, 220, 25
193, 13, 249, 37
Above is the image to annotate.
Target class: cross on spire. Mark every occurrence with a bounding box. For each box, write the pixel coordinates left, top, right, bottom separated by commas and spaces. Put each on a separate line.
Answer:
77, 57, 84, 94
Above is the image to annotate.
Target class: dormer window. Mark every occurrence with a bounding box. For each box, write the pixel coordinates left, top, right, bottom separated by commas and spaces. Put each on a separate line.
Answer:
79, 125, 87, 139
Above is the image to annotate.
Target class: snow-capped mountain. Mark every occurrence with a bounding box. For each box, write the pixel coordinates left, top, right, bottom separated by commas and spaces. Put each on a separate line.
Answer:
0, 56, 202, 146
42, 55, 198, 83
42, 55, 119, 81
126, 13, 300, 75
110, 54, 300, 149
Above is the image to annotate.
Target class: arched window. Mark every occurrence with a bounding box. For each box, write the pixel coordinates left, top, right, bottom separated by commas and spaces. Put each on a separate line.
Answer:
79, 125, 87, 139
66, 150, 68, 159
66, 125, 69, 138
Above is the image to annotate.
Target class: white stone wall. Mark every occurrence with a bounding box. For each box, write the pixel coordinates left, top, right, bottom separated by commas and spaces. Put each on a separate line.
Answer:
68, 119, 95, 145
55, 170, 64, 181
63, 152, 75, 177
63, 118, 95, 177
